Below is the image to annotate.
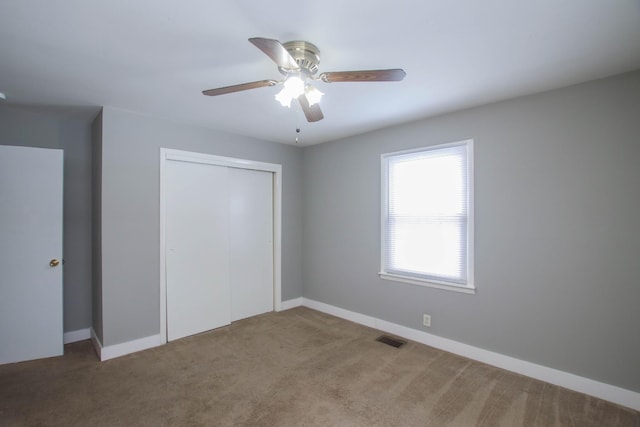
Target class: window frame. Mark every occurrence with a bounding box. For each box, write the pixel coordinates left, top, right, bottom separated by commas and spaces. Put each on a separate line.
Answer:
379, 140, 475, 294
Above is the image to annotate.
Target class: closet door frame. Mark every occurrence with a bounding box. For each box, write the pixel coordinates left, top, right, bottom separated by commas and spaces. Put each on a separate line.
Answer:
159, 148, 282, 343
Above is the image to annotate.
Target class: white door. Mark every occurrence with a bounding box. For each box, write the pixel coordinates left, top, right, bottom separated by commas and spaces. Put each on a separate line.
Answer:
229, 167, 273, 321
164, 159, 274, 341
165, 160, 231, 341
0, 145, 63, 364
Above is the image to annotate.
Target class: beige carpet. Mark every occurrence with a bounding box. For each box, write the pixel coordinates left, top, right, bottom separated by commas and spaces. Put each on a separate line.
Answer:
1, 307, 638, 426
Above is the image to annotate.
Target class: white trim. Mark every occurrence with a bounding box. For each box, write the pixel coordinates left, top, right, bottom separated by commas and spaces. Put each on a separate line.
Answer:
466, 140, 475, 289
380, 139, 475, 292
280, 297, 303, 310
272, 163, 283, 313
159, 149, 167, 345
97, 333, 163, 362
379, 273, 476, 294
301, 298, 640, 411
159, 148, 283, 344
63, 328, 91, 344
90, 327, 102, 360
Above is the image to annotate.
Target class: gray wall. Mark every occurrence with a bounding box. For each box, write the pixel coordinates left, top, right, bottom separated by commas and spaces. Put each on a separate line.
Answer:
91, 111, 103, 343
302, 70, 640, 393
96, 107, 303, 346
0, 105, 93, 333
4, 70, 638, 394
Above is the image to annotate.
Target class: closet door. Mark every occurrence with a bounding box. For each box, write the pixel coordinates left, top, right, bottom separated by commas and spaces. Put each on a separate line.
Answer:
165, 160, 231, 341
229, 167, 274, 321
165, 158, 275, 341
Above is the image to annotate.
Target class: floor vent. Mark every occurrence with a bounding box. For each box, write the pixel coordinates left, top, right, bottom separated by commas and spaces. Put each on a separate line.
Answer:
376, 335, 407, 348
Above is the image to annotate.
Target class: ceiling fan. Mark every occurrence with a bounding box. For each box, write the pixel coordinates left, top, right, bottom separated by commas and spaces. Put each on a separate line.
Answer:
202, 37, 406, 122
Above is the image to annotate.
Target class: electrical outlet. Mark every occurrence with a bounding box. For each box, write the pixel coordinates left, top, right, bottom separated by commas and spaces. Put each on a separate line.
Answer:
423, 314, 431, 327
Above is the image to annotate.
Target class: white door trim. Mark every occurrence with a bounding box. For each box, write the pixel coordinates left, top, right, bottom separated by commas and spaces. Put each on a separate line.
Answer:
159, 148, 282, 344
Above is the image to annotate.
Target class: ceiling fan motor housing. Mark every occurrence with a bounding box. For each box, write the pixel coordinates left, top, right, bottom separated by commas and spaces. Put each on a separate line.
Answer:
282, 41, 320, 75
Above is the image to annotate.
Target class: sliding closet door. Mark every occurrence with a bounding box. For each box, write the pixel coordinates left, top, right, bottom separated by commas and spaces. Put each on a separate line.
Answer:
164, 156, 275, 342
165, 160, 231, 341
229, 167, 274, 321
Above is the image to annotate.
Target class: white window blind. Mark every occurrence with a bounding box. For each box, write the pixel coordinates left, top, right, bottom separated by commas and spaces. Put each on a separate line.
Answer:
381, 141, 473, 291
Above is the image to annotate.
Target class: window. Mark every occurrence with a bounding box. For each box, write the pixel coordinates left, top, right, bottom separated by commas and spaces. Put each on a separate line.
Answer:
380, 140, 474, 293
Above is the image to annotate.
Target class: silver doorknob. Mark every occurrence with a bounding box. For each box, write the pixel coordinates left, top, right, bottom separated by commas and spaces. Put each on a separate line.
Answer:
49, 259, 60, 267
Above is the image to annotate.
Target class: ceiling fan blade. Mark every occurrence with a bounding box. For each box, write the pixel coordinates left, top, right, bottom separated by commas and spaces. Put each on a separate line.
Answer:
249, 37, 300, 71
298, 95, 324, 122
202, 79, 278, 96
318, 69, 406, 83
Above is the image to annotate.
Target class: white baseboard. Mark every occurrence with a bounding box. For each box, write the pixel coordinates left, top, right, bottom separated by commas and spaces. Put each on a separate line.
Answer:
280, 297, 303, 311
63, 328, 91, 344
88, 297, 307, 362
301, 297, 640, 411
90, 328, 162, 362
90, 327, 102, 360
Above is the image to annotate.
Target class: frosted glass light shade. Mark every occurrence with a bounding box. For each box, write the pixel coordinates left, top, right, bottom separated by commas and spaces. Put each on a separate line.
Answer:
275, 76, 305, 107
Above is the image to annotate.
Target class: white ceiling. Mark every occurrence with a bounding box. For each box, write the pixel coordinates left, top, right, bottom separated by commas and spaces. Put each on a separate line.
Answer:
1, 1, 639, 145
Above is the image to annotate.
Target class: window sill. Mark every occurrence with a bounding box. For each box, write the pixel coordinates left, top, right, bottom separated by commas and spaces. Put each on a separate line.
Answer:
378, 272, 476, 294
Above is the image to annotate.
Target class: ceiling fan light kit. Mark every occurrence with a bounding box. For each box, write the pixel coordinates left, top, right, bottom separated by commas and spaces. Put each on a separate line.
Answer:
304, 85, 323, 106
274, 74, 306, 107
202, 37, 406, 122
